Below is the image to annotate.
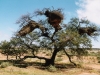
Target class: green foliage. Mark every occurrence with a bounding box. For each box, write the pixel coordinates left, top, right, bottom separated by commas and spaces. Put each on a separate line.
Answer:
15, 8, 99, 56
0, 37, 28, 60
57, 18, 95, 56
0, 7, 99, 66
0, 40, 11, 49
0, 40, 12, 57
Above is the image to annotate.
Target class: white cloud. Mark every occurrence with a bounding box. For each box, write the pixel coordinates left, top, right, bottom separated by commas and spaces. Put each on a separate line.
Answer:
76, 0, 100, 48
76, 0, 100, 25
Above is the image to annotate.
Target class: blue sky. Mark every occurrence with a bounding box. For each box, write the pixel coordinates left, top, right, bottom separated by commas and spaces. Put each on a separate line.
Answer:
0, 0, 100, 48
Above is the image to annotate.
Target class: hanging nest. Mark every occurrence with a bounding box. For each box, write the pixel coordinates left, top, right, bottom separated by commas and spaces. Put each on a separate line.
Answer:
78, 27, 97, 36
17, 20, 46, 36
44, 10, 64, 31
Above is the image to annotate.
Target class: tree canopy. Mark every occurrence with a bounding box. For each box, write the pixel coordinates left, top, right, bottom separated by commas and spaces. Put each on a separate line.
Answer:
0, 8, 99, 66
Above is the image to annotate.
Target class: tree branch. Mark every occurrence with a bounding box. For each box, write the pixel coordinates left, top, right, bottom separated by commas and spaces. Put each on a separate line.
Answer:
63, 49, 76, 66
20, 55, 49, 61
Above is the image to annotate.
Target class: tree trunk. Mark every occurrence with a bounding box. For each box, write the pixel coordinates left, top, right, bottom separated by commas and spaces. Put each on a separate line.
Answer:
16, 55, 18, 59
45, 49, 59, 66
6, 54, 9, 60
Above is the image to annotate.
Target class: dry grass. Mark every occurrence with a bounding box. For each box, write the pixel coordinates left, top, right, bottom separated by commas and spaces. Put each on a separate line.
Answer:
0, 61, 99, 75
0, 52, 100, 75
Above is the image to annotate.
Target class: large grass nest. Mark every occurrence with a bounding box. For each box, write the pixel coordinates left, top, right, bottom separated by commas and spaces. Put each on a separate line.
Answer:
17, 20, 46, 36
78, 27, 97, 36
44, 10, 64, 31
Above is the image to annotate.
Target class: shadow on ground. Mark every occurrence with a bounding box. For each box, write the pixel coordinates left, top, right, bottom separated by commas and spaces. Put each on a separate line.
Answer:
0, 59, 76, 71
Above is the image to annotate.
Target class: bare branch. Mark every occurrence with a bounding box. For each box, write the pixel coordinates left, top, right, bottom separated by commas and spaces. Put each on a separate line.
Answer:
63, 49, 76, 66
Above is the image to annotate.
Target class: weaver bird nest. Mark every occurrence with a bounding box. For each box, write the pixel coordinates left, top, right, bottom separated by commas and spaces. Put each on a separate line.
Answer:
44, 10, 64, 31
17, 20, 46, 36
78, 27, 96, 36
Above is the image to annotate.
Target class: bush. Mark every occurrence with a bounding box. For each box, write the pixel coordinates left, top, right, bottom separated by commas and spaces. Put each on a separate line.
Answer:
0, 62, 12, 68
47, 65, 57, 72
97, 56, 100, 63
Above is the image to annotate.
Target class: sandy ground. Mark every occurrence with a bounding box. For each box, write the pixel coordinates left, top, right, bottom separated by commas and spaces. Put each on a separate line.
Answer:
79, 64, 100, 75
79, 73, 99, 75
0, 53, 7, 60
0, 53, 100, 75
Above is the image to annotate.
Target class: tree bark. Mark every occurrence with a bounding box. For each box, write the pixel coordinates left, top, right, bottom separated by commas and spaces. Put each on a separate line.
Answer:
45, 49, 59, 66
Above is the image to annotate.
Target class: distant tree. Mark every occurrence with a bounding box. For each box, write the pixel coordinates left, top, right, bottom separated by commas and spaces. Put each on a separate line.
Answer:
14, 8, 99, 66
0, 38, 28, 60
9, 37, 28, 59
0, 40, 11, 60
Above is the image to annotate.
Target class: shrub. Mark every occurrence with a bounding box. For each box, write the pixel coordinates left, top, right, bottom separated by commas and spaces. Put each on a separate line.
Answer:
47, 65, 57, 72
97, 56, 100, 63
0, 62, 12, 68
